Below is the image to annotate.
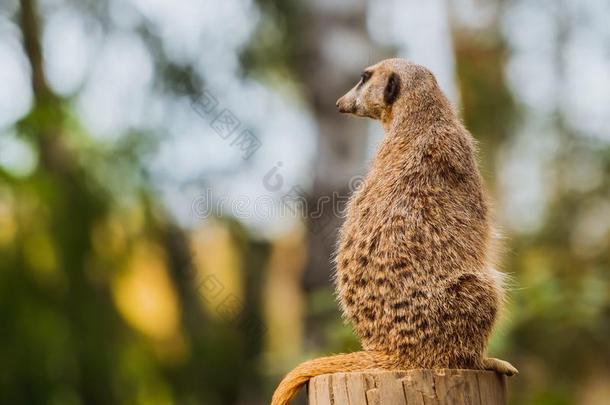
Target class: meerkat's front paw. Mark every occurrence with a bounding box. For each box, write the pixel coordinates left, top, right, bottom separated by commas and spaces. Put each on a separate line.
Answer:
482, 357, 518, 376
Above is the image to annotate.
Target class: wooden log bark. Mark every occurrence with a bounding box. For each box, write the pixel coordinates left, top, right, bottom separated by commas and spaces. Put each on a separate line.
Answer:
308, 370, 507, 405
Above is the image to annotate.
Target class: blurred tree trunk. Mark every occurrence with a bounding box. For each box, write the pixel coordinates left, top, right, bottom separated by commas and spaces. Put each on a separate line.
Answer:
453, 32, 515, 184
296, 0, 375, 348
17, 1, 117, 403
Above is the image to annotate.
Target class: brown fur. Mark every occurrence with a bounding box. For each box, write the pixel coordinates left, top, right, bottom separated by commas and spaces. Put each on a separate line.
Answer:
271, 59, 516, 405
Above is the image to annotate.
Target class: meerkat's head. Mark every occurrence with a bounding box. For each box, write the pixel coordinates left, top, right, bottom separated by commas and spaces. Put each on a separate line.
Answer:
336, 58, 438, 122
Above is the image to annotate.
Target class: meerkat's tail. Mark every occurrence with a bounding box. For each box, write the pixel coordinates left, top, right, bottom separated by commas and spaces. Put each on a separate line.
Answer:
270, 351, 396, 405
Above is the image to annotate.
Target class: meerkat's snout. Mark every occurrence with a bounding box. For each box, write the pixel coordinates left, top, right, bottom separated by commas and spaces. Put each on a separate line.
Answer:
336, 90, 357, 114
337, 69, 371, 114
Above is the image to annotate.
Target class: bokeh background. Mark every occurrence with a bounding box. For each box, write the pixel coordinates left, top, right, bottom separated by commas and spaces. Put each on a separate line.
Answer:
1, 0, 609, 404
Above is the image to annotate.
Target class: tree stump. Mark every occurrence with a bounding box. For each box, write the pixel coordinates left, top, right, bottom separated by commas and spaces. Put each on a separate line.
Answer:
308, 370, 507, 405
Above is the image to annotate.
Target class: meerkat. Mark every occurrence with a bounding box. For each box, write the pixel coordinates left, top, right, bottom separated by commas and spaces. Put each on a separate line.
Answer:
271, 58, 517, 405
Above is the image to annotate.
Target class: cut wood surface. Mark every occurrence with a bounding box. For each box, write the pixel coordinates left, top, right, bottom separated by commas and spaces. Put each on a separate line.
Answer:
308, 369, 507, 405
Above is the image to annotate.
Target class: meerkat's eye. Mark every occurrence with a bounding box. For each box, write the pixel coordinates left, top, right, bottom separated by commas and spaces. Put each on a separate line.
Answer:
360, 71, 372, 85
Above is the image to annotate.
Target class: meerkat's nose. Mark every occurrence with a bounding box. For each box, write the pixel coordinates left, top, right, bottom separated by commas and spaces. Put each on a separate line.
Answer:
336, 96, 347, 113
337, 91, 356, 113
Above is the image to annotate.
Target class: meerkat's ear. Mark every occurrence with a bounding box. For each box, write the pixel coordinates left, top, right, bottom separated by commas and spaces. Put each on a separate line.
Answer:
383, 72, 401, 105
